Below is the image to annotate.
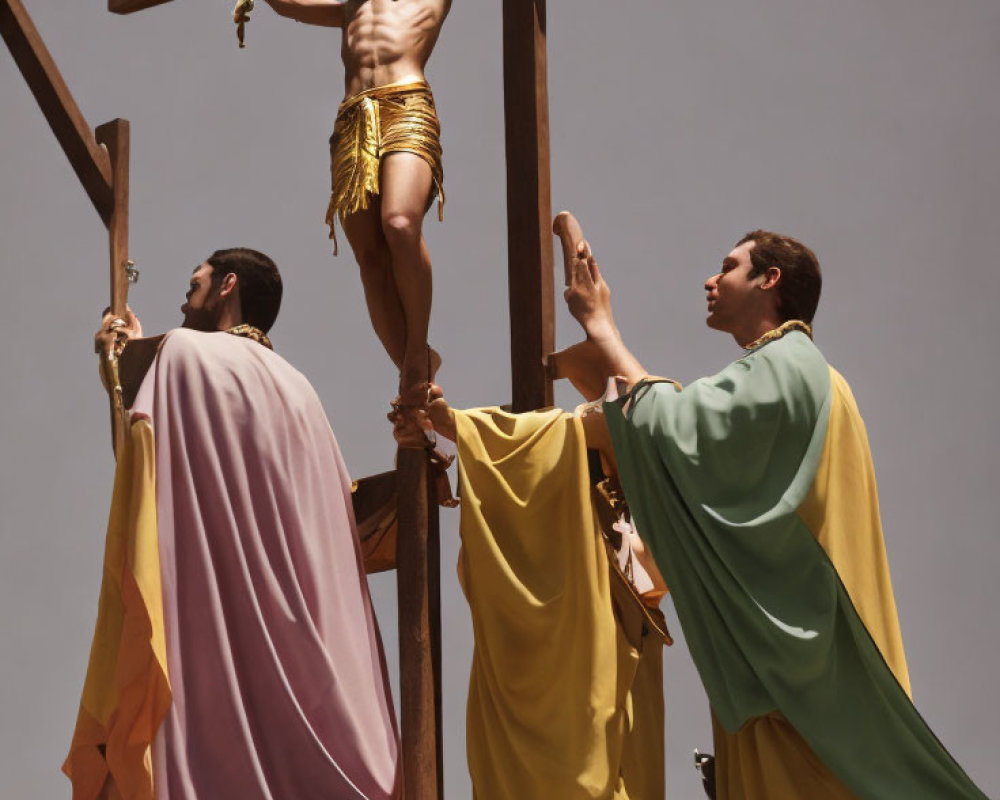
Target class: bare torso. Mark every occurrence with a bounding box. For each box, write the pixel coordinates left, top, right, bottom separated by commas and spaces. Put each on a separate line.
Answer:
340, 0, 449, 97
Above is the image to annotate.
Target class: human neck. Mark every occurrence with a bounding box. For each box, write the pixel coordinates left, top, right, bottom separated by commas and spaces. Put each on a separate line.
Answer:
215, 302, 242, 332
732, 315, 784, 349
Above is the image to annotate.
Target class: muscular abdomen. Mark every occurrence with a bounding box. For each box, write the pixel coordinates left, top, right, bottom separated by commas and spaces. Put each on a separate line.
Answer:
341, 0, 446, 96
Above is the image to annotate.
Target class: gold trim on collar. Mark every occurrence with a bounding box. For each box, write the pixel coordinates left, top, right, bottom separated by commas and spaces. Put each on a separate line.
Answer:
743, 320, 812, 352
226, 324, 273, 351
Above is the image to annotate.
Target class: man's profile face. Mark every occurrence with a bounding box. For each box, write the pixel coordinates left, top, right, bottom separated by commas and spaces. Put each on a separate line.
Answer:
181, 262, 223, 331
704, 240, 759, 334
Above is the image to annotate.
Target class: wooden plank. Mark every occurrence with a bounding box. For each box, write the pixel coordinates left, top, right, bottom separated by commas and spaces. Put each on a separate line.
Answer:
0, 0, 113, 225
108, 0, 174, 14
395, 449, 443, 799
352, 469, 399, 574
502, 0, 554, 413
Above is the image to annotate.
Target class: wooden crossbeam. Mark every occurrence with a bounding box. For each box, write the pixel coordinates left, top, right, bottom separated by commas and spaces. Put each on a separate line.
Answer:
503, 0, 554, 413
0, 0, 113, 225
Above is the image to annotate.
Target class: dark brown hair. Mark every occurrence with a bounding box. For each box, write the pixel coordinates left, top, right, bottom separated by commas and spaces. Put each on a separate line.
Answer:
206, 248, 283, 333
737, 230, 822, 324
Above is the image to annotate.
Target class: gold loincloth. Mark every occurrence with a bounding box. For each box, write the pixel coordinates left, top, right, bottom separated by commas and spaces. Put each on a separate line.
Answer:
326, 79, 444, 254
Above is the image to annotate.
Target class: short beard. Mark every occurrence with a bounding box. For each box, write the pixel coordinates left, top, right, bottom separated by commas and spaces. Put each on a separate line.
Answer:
182, 291, 225, 332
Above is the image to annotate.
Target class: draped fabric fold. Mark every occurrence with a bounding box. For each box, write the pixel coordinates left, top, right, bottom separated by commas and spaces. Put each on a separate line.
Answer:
605, 330, 986, 799
455, 407, 663, 800
63, 417, 170, 800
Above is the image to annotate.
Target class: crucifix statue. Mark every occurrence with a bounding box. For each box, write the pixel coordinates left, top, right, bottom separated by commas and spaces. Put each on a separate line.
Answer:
239, 0, 452, 439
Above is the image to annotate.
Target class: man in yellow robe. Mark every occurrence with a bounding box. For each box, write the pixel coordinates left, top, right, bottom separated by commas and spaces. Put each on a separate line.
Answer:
452, 406, 668, 799
399, 371, 669, 797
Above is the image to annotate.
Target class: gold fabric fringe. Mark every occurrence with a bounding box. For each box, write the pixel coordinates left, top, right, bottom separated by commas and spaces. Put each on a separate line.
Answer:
325, 80, 445, 255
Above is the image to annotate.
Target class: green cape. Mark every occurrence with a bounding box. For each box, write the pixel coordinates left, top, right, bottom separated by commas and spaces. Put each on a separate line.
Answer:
605, 331, 985, 799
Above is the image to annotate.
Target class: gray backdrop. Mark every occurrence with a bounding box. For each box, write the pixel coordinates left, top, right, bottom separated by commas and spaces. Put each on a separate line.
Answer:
2, 1, 998, 797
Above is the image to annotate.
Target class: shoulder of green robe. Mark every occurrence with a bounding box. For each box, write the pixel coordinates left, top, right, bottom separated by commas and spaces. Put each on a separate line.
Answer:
743, 328, 826, 371
605, 331, 832, 441
738, 330, 831, 404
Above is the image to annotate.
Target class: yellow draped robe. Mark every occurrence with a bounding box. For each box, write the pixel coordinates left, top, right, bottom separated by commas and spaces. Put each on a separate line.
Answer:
455, 408, 664, 800
63, 419, 170, 800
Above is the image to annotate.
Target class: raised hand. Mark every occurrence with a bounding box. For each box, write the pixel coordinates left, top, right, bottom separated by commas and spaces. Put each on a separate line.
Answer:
554, 211, 616, 341
551, 211, 647, 387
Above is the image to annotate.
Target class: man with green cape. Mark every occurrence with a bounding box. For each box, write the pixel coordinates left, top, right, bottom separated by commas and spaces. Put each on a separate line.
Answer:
541, 213, 987, 799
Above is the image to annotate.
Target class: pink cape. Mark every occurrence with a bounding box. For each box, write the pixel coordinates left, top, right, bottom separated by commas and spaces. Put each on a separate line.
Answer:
133, 329, 400, 799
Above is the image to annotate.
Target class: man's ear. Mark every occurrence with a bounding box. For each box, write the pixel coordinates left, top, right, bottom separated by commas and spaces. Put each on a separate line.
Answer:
760, 266, 781, 291
218, 272, 238, 297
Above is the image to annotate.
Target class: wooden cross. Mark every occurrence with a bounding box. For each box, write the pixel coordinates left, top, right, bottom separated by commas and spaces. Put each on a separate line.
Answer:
353, 6, 556, 793
380, 5, 556, 792
2, 1, 554, 797
1, 0, 133, 456
377, 5, 556, 792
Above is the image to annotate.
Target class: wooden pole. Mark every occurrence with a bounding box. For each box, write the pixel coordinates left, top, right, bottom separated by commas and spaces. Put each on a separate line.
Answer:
502, 0, 554, 413
395, 449, 443, 799
95, 120, 130, 319
95, 119, 131, 456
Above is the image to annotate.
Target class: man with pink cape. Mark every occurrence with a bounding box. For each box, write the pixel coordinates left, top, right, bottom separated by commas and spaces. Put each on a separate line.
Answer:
67, 247, 400, 800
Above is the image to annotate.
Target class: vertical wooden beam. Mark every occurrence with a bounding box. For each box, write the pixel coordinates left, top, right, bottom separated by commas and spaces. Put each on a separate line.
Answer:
95, 119, 130, 456
502, 0, 554, 413
0, 0, 113, 224
96, 119, 130, 317
396, 449, 443, 799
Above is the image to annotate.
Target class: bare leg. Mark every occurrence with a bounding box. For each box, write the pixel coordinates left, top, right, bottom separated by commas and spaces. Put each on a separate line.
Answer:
380, 151, 436, 402
342, 202, 408, 369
